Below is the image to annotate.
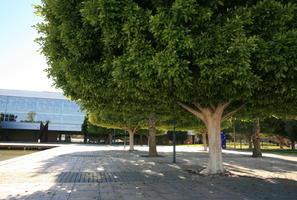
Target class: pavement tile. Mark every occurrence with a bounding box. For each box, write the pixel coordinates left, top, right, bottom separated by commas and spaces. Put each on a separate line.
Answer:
0, 145, 297, 200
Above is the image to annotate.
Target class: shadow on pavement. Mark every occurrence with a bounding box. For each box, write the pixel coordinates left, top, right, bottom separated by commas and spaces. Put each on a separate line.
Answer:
1, 147, 297, 200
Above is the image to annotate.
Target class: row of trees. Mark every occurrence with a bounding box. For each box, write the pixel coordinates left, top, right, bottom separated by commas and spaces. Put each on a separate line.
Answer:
261, 118, 297, 150
82, 115, 193, 146
0, 113, 17, 122
0, 112, 42, 123
36, 0, 297, 174
230, 118, 297, 155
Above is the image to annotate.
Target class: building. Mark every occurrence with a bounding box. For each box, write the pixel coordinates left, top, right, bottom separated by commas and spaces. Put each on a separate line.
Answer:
0, 89, 85, 142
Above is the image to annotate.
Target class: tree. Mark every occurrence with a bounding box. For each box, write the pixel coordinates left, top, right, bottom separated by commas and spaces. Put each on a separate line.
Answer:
36, 0, 297, 174
88, 123, 125, 144
284, 120, 297, 150
167, 131, 188, 144
262, 117, 297, 150
0, 113, 17, 122
88, 110, 146, 151
82, 115, 125, 144
81, 116, 88, 142
224, 118, 264, 156
89, 102, 202, 150
225, 120, 254, 149
27, 111, 36, 122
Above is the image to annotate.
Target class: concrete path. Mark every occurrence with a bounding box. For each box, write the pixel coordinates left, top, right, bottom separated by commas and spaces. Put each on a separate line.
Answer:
0, 144, 296, 200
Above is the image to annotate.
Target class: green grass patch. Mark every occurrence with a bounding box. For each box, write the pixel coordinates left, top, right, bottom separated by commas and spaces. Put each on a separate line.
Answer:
230, 149, 297, 155
226, 142, 290, 150
177, 144, 204, 147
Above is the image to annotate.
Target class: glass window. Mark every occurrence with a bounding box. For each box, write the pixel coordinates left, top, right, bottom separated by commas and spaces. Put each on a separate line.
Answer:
13, 112, 28, 121
6, 97, 36, 112
36, 98, 62, 114
61, 115, 84, 124
62, 101, 81, 114
36, 113, 62, 123
1, 94, 84, 125
0, 96, 8, 112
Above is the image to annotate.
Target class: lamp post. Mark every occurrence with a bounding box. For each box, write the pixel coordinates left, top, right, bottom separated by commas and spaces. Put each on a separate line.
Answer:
124, 130, 126, 149
173, 119, 176, 163
233, 119, 236, 149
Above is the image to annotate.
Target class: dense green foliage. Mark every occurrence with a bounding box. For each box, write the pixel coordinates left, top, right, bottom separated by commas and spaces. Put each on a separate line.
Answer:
82, 116, 125, 137
88, 109, 146, 131
262, 117, 297, 143
167, 131, 188, 144
81, 116, 88, 136
0, 113, 18, 122
36, 0, 297, 117
36, 0, 297, 173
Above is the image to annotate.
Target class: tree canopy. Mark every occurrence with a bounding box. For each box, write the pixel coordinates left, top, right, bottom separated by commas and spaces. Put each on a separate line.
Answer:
36, 0, 297, 174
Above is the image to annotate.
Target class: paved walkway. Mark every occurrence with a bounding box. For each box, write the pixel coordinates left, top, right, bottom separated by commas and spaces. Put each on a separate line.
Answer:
0, 144, 297, 200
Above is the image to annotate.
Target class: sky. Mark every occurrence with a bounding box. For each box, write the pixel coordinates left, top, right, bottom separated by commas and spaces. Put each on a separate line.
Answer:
0, 0, 61, 92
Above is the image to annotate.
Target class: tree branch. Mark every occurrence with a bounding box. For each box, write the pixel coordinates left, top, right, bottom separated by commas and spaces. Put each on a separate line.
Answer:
193, 103, 204, 112
221, 100, 232, 110
132, 127, 139, 134
221, 103, 246, 122
177, 102, 206, 123
210, 104, 216, 111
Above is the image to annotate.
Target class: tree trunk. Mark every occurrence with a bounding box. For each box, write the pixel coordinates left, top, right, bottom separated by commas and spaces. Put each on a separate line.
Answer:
202, 133, 208, 151
248, 135, 253, 149
148, 115, 158, 157
127, 129, 136, 151
108, 133, 112, 145
104, 135, 108, 144
201, 116, 224, 174
291, 140, 295, 150
280, 140, 284, 149
177, 101, 245, 175
252, 119, 262, 157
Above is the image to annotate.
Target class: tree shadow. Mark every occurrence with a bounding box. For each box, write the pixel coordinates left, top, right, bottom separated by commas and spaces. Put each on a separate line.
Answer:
172, 151, 297, 176
2, 176, 297, 200
1, 146, 297, 200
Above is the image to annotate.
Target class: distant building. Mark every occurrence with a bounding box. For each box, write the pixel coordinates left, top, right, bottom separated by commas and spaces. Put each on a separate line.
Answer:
0, 89, 84, 124
0, 89, 85, 142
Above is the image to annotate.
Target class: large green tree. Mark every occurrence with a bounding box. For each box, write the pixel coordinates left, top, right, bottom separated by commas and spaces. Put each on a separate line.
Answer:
262, 117, 297, 150
88, 109, 146, 151
284, 120, 297, 150
36, 0, 297, 174
89, 102, 202, 150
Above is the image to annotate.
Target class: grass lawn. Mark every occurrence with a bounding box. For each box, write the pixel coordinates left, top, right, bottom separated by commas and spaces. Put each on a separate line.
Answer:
178, 143, 288, 149
232, 149, 297, 155
225, 143, 291, 150
177, 144, 204, 147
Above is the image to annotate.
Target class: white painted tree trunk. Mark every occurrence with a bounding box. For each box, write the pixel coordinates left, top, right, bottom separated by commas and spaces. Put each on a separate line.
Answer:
177, 101, 245, 175
128, 130, 135, 151
201, 117, 224, 174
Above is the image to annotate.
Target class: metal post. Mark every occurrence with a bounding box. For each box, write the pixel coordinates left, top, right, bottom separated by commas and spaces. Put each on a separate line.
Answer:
113, 129, 115, 144
233, 120, 236, 149
173, 119, 176, 163
124, 131, 126, 149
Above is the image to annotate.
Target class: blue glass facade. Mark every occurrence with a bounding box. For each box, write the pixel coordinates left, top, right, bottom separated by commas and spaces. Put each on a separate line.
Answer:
0, 90, 85, 125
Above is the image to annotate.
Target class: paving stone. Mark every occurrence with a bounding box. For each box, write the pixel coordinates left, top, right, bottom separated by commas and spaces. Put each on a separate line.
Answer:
0, 145, 297, 200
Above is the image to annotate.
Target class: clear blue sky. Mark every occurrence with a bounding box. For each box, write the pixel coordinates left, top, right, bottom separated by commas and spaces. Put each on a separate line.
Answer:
0, 0, 60, 92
